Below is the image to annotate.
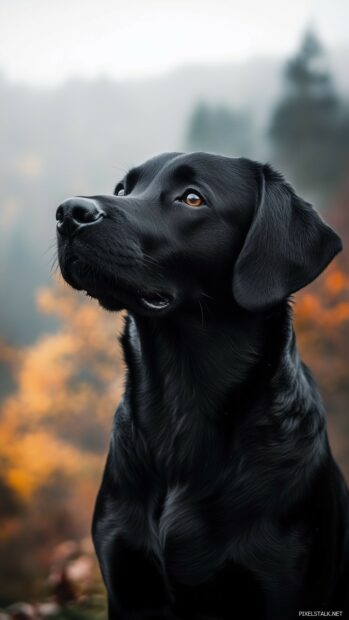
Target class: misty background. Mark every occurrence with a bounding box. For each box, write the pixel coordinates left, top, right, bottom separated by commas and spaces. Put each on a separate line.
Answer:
0, 0, 349, 349
0, 0, 349, 614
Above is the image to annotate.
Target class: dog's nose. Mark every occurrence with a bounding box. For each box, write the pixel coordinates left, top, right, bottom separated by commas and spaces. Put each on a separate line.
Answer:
56, 197, 105, 236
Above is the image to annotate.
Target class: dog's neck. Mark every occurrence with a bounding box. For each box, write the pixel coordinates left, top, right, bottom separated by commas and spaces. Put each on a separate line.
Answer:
117, 301, 326, 490
122, 301, 313, 423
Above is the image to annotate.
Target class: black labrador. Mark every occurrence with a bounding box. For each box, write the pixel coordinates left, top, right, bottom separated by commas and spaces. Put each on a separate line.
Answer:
56, 152, 349, 619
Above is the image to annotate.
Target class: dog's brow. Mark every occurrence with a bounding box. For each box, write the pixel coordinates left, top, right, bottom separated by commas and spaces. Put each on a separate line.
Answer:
172, 164, 196, 183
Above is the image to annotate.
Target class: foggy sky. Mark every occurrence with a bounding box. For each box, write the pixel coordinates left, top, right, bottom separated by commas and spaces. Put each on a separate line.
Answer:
0, 0, 348, 85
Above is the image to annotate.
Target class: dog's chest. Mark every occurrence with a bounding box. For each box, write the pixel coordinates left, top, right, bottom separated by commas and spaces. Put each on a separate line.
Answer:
100, 405, 309, 594
97, 471, 307, 596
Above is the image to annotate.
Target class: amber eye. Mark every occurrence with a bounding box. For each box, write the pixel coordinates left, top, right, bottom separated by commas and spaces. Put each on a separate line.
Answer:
182, 191, 203, 207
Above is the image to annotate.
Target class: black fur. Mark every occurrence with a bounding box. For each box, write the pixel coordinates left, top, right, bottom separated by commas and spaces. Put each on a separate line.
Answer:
56, 152, 349, 619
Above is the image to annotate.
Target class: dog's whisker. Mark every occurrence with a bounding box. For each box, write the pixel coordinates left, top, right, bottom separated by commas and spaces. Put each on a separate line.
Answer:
49, 256, 59, 274
42, 238, 58, 257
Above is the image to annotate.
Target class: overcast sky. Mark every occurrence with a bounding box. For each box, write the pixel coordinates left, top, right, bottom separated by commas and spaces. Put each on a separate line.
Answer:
0, 0, 348, 85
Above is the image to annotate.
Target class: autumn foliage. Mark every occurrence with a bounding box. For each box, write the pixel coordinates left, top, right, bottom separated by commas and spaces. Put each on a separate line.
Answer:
0, 279, 125, 603
294, 186, 349, 481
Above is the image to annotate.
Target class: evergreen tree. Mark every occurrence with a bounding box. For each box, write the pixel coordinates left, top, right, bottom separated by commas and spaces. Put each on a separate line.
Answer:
269, 29, 349, 205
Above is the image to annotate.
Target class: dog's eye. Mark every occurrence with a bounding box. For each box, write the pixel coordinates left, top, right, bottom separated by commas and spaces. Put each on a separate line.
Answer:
182, 191, 204, 208
115, 184, 125, 196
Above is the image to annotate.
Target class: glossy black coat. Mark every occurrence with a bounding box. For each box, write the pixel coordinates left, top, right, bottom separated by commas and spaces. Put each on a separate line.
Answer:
57, 153, 349, 619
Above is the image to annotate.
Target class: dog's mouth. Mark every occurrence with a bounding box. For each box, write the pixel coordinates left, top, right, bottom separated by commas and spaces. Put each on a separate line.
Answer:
61, 255, 175, 315
139, 293, 172, 311
108, 287, 174, 314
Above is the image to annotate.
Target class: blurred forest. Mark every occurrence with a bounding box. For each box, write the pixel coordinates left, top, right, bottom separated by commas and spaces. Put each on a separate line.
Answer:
0, 29, 349, 617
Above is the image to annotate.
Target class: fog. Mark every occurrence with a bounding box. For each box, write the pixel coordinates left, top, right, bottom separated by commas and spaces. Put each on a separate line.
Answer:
1, 0, 349, 84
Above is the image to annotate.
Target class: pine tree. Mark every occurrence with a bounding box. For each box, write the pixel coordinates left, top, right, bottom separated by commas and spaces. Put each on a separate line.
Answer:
269, 29, 349, 206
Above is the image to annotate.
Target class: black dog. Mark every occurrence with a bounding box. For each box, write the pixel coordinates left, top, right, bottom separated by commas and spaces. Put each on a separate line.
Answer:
56, 152, 349, 619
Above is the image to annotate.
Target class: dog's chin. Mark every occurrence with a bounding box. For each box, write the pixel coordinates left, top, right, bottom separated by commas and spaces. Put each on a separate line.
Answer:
60, 259, 175, 316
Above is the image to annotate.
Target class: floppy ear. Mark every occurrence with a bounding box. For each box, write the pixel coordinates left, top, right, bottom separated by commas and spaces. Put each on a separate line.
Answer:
232, 165, 342, 312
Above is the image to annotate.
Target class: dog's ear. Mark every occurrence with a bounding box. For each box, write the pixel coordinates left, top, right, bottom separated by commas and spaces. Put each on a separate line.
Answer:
232, 164, 342, 312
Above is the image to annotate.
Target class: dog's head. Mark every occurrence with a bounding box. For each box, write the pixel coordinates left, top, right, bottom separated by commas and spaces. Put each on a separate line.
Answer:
56, 152, 342, 315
